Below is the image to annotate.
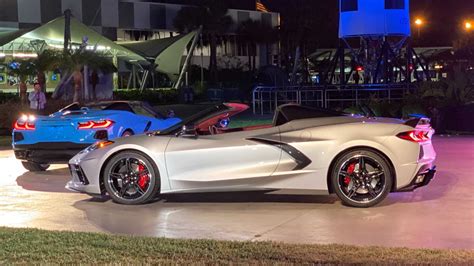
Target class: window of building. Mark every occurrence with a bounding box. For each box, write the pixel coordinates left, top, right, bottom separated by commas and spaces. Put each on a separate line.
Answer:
385, 0, 405, 9
341, 0, 358, 12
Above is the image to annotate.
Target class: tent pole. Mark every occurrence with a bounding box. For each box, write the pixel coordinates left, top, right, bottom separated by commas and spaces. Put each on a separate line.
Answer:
173, 26, 203, 90
200, 33, 204, 88
64, 9, 71, 52
132, 65, 137, 89
84, 65, 89, 101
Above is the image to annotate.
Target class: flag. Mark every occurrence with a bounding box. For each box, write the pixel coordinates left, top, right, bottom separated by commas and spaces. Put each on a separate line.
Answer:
256, 0, 269, 13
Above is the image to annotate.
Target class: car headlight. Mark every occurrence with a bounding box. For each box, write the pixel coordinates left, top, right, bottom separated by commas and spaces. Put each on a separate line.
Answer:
83, 140, 115, 153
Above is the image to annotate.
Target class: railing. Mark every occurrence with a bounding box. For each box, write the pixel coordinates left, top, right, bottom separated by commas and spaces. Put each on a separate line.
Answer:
252, 84, 416, 114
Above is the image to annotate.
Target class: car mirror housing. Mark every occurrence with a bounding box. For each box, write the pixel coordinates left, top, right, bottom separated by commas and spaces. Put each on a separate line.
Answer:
177, 124, 197, 138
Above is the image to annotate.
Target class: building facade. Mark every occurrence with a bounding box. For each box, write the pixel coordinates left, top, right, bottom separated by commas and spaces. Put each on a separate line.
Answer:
0, 0, 280, 69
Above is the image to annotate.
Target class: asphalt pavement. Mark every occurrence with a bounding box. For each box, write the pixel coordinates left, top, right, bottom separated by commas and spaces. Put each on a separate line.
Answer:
0, 136, 473, 249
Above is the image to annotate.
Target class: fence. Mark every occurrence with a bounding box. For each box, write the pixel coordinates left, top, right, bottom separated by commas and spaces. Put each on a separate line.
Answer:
252, 84, 416, 114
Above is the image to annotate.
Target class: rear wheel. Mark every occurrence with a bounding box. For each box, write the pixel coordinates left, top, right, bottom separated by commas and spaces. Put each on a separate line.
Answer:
331, 149, 392, 208
21, 161, 50, 172
103, 151, 160, 205
121, 130, 134, 137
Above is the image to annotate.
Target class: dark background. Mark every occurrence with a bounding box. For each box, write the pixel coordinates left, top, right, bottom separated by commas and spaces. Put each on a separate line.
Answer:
148, 0, 473, 47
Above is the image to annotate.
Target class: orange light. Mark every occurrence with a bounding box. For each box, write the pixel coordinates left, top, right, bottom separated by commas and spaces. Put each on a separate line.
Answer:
415, 18, 423, 26
465, 21, 472, 30
98, 141, 114, 148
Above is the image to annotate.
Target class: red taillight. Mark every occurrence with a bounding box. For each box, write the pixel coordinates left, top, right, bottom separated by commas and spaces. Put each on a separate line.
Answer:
78, 120, 114, 129
14, 121, 35, 130
397, 130, 430, 143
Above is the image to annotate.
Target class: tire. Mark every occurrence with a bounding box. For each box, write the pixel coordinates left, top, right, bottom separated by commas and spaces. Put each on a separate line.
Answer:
121, 130, 134, 137
21, 161, 50, 172
103, 151, 160, 205
331, 149, 393, 208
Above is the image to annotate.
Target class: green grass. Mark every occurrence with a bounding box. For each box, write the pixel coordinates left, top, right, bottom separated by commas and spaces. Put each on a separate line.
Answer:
0, 136, 10, 147
0, 227, 472, 264
229, 118, 273, 128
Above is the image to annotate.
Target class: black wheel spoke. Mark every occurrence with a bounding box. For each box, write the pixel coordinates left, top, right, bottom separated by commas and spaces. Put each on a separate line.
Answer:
368, 170, 384, 178
134, 184, 145, 195
339, 170, 350, 176
110, 173, 122, 180
119, 183, 130, 197
347, 185, 358, 198
358, 156, 365, 172
367, 185, 378, 198
125, 158, 134, 173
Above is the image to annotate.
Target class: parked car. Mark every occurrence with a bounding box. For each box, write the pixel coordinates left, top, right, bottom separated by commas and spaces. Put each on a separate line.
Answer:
67, 103, 436, 208
13, 101, 181, 171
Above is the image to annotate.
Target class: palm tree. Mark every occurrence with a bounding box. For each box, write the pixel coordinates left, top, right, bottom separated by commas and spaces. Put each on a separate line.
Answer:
7, 60, 35, 104
173, 0, 233, 84
237, 19, 279, 71
58, 49, 117, 102
32, 49, 61, 92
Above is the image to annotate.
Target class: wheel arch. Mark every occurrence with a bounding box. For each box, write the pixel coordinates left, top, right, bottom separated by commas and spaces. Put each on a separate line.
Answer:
326, 146, 397, 194
98, 148, 160, 195
122, 128, 135, 135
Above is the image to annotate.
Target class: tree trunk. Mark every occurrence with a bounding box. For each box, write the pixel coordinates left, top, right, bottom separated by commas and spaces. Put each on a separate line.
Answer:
37, 71, 46, 93
247, 43, 252, 71
19, 81, 27, 105
252, 43, 256, 72
209, 34, 218, 85
72, 70, 83, 103
291, 46, 301, 85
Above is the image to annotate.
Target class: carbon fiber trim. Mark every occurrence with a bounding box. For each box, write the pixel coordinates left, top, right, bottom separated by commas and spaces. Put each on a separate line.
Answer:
247, 138, 312, 170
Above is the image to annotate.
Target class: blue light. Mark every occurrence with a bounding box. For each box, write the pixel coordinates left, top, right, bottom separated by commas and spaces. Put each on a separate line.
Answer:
339, 0, 411, 38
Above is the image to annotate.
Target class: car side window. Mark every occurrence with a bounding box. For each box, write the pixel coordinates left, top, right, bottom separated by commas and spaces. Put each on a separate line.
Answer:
133, 105, 156, 118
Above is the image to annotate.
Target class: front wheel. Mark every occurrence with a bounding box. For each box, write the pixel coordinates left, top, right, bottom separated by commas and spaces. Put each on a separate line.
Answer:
331, 149, 393, 208
103, 151, 160, 205
21, 161, 50, 172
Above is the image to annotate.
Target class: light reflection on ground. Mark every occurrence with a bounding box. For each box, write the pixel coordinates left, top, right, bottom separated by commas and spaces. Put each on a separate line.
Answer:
0, 136, 473, 249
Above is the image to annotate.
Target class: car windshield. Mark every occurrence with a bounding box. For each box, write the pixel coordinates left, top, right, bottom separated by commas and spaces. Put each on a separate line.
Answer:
57, 102, 165, 118
155, 104, 231, 135
57, 103, 107, 113
131, 102, 165, 119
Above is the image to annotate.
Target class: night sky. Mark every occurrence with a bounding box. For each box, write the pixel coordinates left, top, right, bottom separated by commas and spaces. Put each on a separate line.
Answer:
261, 0, 473, 47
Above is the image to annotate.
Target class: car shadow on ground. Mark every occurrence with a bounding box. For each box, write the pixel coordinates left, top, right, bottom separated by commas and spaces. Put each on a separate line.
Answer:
77, 191, 339, 205
72, 192, 338, 236
379, 170, 457, 206
159, 191, 337, 204
15, 167, 72, 193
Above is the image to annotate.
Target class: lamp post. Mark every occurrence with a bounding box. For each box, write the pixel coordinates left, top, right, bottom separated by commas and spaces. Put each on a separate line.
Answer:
414, 18, 423, 38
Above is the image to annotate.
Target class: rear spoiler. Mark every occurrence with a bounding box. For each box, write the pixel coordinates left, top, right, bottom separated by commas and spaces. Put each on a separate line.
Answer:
404, 117, 431, 128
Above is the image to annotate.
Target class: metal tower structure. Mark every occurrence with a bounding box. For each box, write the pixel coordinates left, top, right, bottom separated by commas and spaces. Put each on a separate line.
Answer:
327, 0, 429, 85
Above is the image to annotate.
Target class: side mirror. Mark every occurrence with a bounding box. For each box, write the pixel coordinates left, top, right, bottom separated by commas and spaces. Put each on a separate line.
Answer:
167, 109, 175, 118
177, 125, 197, 138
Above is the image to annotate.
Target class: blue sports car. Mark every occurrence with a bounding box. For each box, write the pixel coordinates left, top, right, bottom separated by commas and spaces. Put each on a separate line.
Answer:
13, 101, 181, 171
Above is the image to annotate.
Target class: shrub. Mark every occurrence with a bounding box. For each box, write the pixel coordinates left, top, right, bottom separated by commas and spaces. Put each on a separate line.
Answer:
114, 89, 179, 105
0, 98, 69, 134
0, 92, 19, 104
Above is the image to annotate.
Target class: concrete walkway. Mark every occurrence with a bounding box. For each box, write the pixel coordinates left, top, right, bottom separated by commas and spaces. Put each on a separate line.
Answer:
0, 136, 472, 249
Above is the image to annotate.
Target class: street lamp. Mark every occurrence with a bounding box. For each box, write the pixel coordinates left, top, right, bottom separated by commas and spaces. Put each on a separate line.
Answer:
465, 21, 472, 31
414, 18, 423, 38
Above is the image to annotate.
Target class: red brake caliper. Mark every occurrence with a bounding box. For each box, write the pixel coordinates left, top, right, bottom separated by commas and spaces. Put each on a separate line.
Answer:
137, 164, 149, 190
344, 163, 355, 185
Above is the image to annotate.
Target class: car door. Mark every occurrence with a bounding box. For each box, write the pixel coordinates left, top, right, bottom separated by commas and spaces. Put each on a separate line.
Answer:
164, 127, 282, 191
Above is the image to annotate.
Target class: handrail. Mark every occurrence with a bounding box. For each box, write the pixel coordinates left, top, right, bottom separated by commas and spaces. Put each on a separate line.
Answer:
252, 84, 416, 114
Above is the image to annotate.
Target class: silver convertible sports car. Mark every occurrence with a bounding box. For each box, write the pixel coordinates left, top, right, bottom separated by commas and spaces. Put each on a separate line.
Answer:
67, 103, 436, 207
